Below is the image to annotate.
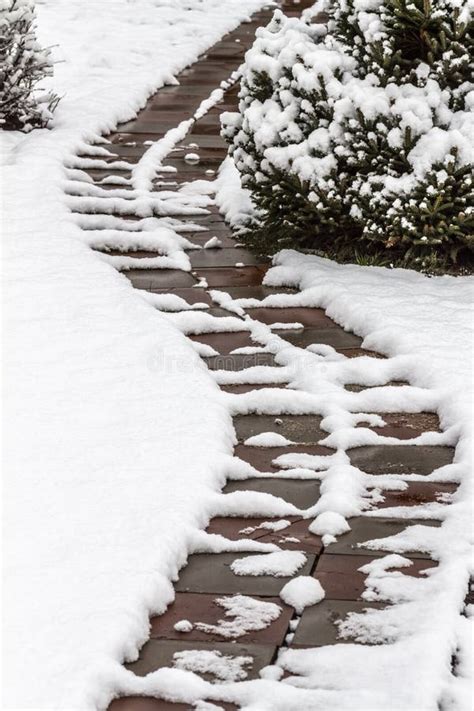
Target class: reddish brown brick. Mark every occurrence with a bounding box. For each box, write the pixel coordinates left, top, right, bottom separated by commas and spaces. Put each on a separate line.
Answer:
149, 592, 293, 645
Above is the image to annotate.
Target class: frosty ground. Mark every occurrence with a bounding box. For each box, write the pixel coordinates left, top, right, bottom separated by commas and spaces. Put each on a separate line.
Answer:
2, 1, 473, 711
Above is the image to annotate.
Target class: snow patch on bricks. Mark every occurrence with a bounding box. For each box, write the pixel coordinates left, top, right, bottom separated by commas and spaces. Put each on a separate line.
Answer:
254, 251, 472, 709
231, 551, 307, 577
280, 576, 326, 613
244, 432, 295, 447
195, 594, 282, 639
173, 649, 253, 682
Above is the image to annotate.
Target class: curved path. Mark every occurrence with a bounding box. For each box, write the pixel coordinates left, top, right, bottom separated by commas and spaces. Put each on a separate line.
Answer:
65, 2, 461, 709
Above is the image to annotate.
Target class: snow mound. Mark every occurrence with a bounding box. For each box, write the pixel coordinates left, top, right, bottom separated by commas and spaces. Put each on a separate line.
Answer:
243, 432, 294, 447
279, 576, 325, 613
174, 620, 194, 633
309, 511, 351, 537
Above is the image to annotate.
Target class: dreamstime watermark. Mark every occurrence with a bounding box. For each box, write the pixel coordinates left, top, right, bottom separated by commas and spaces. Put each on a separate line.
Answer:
145, 337, 332, 377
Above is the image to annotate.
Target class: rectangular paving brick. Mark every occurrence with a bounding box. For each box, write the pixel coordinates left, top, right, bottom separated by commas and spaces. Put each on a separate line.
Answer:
194, 267, 265, 287
79, 178, 133, 190
223, 477, 321, 510
245, 307, 336, 328
184, 221, 239, 233
364, 412, 441, 439
183, 224, 246, 238
183, 216, 234, 227
189, 119, 225, 136
214, 286, 298, 300
314, 553, 437, 601
345, 380, 408, 392
205, 515, 322, 554
125, 638, 276, 680
149, 592, 293, 645
233, 443, 333, 472
177, 134, 227, 149
165, 157, 224, 173
179, 63, 238, 80
108, 132, 164, 145
219, 383, 290, 393
348, 445, 454, 475
94, 248, 162, 259
341, 348, 385, 358
204, 352, 278, 371
292, 600, 384, 647
152, 84, 222, 98
205, 44, 247, 60
202, 306, 243, 319
144, 96, 208, 112
376, 481, 456, 508
117, 120, 184, 134
255, 518, 323, 554
167, 145, 226, 158
325, 517, 440, 559
124, 269, 196, 290
205, 103, 239, 115
206, 515, 301, 541
184, 232, 236, 248
284, 0, 317, 9
280, 327, 363, 349
108, 697, 201, 711
233, 414, 325, 444
190, 331, 261, 355
167, 160, 227, 176
149, 287, 214, 306
176, 552, 315, 596
189, 248, 266, 268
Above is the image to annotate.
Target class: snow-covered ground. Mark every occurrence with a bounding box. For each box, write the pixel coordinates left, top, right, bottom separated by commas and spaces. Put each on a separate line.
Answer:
257, 253, 474, 711
3, 1, 473, 710
2, 1, 267, 708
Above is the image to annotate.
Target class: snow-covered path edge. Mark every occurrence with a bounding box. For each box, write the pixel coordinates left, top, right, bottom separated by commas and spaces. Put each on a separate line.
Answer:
262, 250, 474, 710
2, 2, 267, 709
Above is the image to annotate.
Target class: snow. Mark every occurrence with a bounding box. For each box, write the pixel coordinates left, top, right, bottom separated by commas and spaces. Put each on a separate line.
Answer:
213, 155, 254, 228
174, 620, 194, 633
239, 519, 292, 534
259, 665, 285, 681
4, 0, 474, 708
224, 4, 473, 266
132, 85, 229, 192
279, 576, 326, 613
244, 431, 294, 446
2, 0, 269, 708
309, 511, 351, 538
253, 250, 473, 709
172, 649, 253, 682
231, 551, 308, 577
194, 594, 282, 639
204, 236, 223, 249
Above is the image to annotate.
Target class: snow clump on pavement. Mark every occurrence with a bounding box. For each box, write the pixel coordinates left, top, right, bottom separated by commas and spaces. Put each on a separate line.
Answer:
280, 576, 326, 614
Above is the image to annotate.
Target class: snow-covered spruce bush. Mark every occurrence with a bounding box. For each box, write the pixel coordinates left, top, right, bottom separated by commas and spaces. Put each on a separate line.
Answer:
222, 2, 474, 271
0, 0, 58, 131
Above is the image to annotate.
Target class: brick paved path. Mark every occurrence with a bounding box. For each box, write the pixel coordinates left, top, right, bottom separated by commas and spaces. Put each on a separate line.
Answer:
66, 2, 463, 708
